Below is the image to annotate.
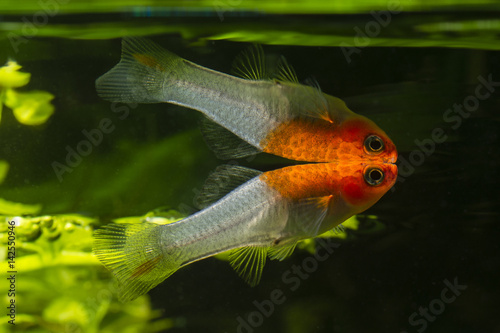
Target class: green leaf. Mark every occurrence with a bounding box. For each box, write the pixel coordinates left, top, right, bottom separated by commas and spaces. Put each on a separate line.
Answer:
5, 89, 55, 125
43, 297, 90, 328
0, 88, 4, 124
0, 197, 42, 215
0, 61, 31, 88
0, 160, 8, 184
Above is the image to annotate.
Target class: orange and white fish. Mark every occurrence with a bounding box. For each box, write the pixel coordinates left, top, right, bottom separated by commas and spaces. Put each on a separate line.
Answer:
94, 162, 397, 302
93, 38, 398, 302
95, 37, 397, 164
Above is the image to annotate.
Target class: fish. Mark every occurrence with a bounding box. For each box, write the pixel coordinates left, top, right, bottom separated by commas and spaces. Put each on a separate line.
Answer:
95, 37, 397, 164
93, 37, 398, 302
94, 162, 397, 302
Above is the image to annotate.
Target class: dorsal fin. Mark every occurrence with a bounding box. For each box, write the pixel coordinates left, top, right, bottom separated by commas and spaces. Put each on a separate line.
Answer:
231, 44, 268, 81
232, 45, 301, 84
292, 77, 334, 123
231, 44, 346, 128
275, 56, 299, 83
195, 165, 262, 209
229, 246, 267, 286
199, 116, 262, 160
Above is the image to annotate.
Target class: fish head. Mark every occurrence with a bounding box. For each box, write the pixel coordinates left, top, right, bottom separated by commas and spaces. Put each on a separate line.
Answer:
336, 115, 398, 164
338, 162, 398, 213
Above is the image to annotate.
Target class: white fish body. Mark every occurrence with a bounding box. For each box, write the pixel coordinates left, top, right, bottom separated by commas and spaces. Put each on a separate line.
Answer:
95, 37, 353, 152
95, 168, 292, 302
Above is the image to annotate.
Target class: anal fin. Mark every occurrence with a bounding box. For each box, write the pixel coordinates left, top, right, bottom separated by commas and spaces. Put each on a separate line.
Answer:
229, 246, 267, 286
268, 241, 298, 261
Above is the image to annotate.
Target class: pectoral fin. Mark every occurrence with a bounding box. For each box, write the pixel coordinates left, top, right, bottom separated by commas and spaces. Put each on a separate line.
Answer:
292, 195, 335, 237
199, 116, 262, 160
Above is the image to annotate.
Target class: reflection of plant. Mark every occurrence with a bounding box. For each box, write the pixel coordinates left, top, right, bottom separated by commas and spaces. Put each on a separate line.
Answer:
0, 61, 54, 126
0, 61, 55, 216
0, 152, 41, 215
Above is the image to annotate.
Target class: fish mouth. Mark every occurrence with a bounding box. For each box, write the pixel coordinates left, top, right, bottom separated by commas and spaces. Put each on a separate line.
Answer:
384, 152, 398, 164
378, 148, 399, 183
384, 140, 398, 164
380, 163, 398, 187
367, 150, 397, 165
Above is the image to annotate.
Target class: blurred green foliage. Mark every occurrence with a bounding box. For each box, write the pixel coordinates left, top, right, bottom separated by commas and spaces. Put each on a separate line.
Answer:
0, 214, 176, 333
0, 160, 8, 184
0, 61, 54, 126
0, 1, 499, 50
0, 0, 498, 14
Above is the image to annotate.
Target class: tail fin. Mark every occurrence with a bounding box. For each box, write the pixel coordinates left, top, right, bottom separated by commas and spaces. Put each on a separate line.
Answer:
95, 37, 182, 103
93, 222, 180, 302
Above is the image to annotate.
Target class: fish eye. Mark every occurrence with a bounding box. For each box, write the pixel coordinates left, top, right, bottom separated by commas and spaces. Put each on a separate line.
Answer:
364, 135, 384, 154
364, 167, 385, 186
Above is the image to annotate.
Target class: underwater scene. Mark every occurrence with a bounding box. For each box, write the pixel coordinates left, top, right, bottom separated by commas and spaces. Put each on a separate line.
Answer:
1, 0, 499, 332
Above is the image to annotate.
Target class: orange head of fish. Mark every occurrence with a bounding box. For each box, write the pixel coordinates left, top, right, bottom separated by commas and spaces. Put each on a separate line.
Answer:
335, 115, 398, 164
337, 162, 398, 214
262, 161, 399, 235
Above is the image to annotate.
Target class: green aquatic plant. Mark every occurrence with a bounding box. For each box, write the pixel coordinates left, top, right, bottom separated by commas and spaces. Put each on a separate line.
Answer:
0, 198, 41, 215
0, 60, 54, 126
0, 214, 175, 333
0, 160, 8, 184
